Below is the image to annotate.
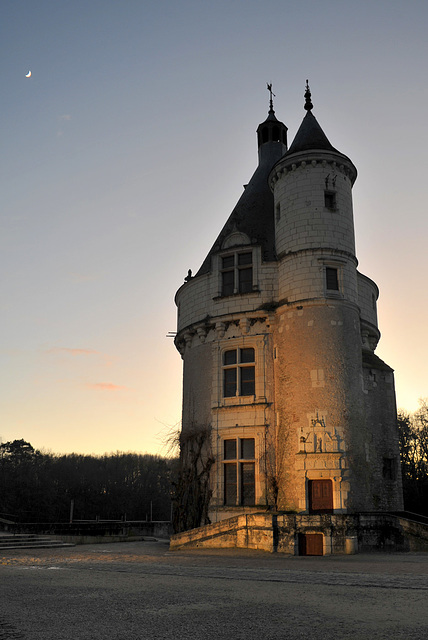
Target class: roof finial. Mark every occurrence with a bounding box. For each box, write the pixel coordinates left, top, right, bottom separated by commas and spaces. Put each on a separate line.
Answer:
304, 79, 313, 111
267, 82, 275, 113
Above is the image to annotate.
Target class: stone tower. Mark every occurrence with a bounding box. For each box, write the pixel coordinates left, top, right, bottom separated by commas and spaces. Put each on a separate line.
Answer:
174, 84, 403, 532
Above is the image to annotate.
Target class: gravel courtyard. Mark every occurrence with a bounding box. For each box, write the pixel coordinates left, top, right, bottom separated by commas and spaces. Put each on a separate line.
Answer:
1, 539, 427, 639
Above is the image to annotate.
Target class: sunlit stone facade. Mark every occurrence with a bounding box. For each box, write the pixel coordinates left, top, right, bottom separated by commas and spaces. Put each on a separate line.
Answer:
174, 86, 403, 527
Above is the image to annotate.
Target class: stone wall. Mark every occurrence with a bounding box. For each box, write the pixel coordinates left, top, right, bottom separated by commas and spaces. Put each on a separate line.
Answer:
170, 512, 428, 555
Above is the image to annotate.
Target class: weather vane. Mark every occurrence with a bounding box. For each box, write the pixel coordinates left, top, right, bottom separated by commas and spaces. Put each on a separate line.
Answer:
267, 82, 275, 112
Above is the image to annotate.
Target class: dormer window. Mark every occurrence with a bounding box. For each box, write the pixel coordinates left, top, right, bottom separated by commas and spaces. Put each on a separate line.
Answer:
221, 251, 253, 296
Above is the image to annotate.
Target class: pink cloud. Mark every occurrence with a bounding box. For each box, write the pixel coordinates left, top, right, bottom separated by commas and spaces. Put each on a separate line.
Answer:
86, 382, 128, 391
47, 347, 98, 356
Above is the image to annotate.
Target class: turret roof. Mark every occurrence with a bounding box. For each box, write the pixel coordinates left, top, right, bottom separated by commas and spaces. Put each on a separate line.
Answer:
281, 82, 355, 170
194, 84, 355, 278
195, 108, 287, 276
286, 110, 340, 155
195, 148, 278, 276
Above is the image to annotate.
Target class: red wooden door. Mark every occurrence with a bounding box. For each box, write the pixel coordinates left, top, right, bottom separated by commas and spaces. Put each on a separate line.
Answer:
299, 533, 323, 556
309, 479, 333, 514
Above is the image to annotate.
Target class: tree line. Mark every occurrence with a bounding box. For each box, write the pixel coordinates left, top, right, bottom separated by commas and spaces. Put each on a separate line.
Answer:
0, 440, 177, 523
2, 398, 428, 526
397, 399, 428, 516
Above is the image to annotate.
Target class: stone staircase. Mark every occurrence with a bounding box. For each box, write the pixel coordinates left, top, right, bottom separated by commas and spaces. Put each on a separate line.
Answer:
170, 511, 428, 554
0, 533, 74, 551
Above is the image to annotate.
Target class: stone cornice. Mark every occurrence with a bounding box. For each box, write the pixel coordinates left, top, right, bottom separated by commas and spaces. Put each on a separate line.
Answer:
276, 246, 358, 265
269, 152, 357, 190
212, 400, 271, 411
274, 296, 361, 315
174, 311, 273, 354
296, 451, 345, 458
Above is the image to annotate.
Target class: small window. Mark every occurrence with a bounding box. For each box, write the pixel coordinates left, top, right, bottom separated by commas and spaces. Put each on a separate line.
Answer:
240, 438, 255, 459
222, 255, 234, 269
223, 348, 255, 397
221, 251, 253, 296
224, 437, 255, 506
240, 347, 254, 363
240, 367, 255, 396
224, 439, 237, 460
324, 191, 336, 210
241, 462, 255, 505
224, 350, 237, 366
221, 255, 235, 296
326, 267, 339, 291
224, 368, 237, 397
238, 252, 252, 294
383, 457, 397, 481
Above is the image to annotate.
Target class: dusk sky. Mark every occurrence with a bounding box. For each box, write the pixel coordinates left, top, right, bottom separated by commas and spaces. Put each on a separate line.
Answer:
2, 0, 428, 456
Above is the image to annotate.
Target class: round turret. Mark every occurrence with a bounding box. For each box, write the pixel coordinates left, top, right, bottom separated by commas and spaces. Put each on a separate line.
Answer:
270, 83, 358, 306
173, 84, 403, 534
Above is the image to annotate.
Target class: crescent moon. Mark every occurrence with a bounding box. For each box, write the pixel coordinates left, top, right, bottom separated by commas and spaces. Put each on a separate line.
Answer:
25, 70, 32, 78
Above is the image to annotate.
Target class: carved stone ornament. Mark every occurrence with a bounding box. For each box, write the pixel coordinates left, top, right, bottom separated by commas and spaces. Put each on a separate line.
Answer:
183, 332, 193, 347
196, 327, 207, 343
298, 413, 345, 454
215, 322, 226, 338
240, 318, 250, 335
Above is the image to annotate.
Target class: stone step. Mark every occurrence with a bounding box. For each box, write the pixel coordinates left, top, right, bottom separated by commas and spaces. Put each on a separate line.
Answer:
0, 534, 74, 550
0, 534, 42, 541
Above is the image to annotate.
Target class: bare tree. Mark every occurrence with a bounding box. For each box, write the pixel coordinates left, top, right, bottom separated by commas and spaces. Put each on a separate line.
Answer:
172, 425, 215, 533
397, 400, 428, 515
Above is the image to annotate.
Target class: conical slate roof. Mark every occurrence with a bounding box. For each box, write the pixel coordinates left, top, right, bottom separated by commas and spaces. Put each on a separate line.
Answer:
196, 156, 276, 276
276, 83, 356, 182
195, 87, 355, 278
196, 112, 287, 277
281, 81, 356, 175
286, 110, 339, 155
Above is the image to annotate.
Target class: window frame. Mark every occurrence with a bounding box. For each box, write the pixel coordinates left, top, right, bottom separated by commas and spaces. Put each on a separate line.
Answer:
222, 347, 255, 398
324, 190, 337, 211
213, 337, 267, 408
325, 266, 339, 292
223, 437, 256, 506
319, 259, 345, 298
382, 457, 397, 481
220, 249, 254, 297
